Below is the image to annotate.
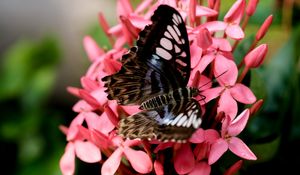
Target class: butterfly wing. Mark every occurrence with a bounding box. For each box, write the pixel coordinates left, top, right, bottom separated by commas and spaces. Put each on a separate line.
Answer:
118, 99, 202, 142
102, 5, 190, 105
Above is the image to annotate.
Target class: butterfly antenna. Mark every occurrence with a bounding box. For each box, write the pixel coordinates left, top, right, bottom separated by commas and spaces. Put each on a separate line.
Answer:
198, 70, 228, 90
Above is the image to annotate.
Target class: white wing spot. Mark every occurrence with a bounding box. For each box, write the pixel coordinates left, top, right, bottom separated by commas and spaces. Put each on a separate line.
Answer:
176, 59, 187, 67
156, 47, 172, 60
186, 115, 194, 127
176, 115, 187, 127
175, 45, 181, 53
180, 51, 187, 57
167, 25, 180, 42
192, 117, 202, 128
173, 14, 179, 24
181, 38, 185, 44
173, 25, 181, 38
171, 115, 182, 126
176, 14, 182, 23
164, 31, 172, 39
160, 38, 173, 50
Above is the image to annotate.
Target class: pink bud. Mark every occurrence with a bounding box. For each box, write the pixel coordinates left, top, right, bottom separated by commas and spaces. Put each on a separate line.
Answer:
244, 44, 268, 68
196, 28, 212, 50
246, 0, 259, 16
256, 15, 273, 41
250, 99, 264, 116
224, 0, 246, 24
67, 86, 81, 98
208, 0, 216, 9
224, 160, 243, 175
83, 36, 104, 62
98, 13, 114, 45
189, 0, 196, 26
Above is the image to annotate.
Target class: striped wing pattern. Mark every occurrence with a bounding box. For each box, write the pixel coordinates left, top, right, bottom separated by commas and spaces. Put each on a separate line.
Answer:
102, 5, 202, 142
119, 99, 202, 142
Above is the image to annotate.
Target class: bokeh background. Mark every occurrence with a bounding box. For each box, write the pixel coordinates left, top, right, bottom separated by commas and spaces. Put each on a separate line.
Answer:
0, 0, 299, 174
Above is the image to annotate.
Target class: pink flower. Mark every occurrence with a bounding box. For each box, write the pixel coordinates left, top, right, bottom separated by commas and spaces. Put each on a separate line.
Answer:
201, 56, 256, 118
209, 109, 257, 164
200, 0, 245, 40
101, 138, 153, 175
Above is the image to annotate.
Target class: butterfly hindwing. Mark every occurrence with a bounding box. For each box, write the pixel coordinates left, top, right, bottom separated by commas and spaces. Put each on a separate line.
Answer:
118, 99, 202, 142
102, 5, 190, 105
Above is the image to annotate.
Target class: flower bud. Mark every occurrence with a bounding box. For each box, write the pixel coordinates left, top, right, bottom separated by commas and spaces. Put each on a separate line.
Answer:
224, 160, 243, 175
256, 15, 273, 41
246, 0, 259, 16
250, 99, 264, 116
244, 44, 268, 68
224, 0, 246, 24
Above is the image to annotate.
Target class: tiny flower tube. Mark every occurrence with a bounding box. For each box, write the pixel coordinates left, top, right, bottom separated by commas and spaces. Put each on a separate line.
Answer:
256, 15, 273, 41
224, 160, 243, 175
98, 12, 114, 45
189, 0, 196, 26
250, 99, 264, 116
244, 44, 268, 68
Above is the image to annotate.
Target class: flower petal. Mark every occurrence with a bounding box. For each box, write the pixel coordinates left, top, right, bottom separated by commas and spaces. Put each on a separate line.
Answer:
83, 36, 104, 62
124, 147, 153, 173
204, 129, 220, 143
228, 109, 250, 136
174, 144, 195, 174
199, 21, 227, 32
228, 137, 257, 160
154, 160, 164, 175
218, 90, 238, 119
208, 138, 228, 165
60, 142, 75, 175
230, 83, 256, 104
85, 112, 115, 134
154, 142, 175, 153
101, 148, 123, 175
197, 53, 215, 73
67, 113, 85, 141
189, 128, 205, 143
214, 55, 238, 86
74, 140, 101, 163
225, 24, 244, 40
196, 5, 218, 17
189, 161, 211, 175
199, 87, 223, 103
190, 41, 203, 68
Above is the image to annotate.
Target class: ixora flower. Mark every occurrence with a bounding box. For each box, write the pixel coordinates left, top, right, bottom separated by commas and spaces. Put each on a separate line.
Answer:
60, 0, 272, 174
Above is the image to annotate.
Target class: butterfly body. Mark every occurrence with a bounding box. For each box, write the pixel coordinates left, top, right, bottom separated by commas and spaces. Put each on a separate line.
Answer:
140, 87, 199, 110
102, 5, 202, 142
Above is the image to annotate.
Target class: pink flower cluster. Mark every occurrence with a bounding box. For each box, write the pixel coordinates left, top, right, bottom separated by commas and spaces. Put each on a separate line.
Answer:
60, 0, 272, 174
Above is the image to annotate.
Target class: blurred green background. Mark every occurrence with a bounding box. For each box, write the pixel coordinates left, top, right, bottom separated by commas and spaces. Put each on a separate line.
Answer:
0, 0, 299, 175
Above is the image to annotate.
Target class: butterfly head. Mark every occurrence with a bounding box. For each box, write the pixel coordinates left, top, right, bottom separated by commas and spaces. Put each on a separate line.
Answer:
190, 87, 200, 97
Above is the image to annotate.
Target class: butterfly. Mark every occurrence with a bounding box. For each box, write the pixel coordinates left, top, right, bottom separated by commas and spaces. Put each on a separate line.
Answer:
102, 5, 202, 142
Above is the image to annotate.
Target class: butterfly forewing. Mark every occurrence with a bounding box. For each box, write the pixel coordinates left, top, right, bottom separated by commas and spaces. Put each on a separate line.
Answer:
102, 5, 190, 105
